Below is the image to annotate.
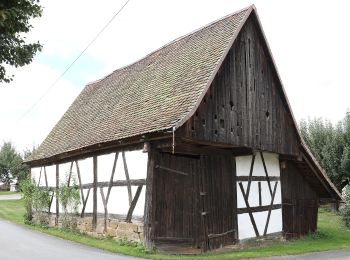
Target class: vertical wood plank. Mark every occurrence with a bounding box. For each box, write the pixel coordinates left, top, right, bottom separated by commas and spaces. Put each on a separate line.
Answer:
67, 161, 74, 187
106, 152, 119, 202
75, 160, 85, 204
122, 151, 133, 206
144, 148, 156, 248
80, 188, 91, 218
37, 167, 42, 187
258, 181, 262, 206
100, 187, 108, 232
44, 166, 48, 188
126, 184, 143, 223
55, 164, 59, 226
92, 156, 98, 230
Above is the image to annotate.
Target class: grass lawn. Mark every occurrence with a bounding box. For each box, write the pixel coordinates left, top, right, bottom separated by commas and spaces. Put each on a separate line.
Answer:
0, 199, 350, 259
0, 191, 18, 195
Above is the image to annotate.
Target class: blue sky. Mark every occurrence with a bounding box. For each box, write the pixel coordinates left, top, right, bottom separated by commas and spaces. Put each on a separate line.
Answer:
1, 0, 350, 152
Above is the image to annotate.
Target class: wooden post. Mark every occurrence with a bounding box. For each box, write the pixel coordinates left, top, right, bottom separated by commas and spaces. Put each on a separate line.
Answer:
93, 156, 98, 230
55, 164, 59, 226
143, 149, 155, 248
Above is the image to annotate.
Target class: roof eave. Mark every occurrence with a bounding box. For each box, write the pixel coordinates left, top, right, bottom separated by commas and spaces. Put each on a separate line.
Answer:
25, 129, 173, 167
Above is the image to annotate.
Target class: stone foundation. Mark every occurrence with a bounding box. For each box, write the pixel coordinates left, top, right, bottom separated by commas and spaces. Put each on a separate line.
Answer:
48, 215, 144, 242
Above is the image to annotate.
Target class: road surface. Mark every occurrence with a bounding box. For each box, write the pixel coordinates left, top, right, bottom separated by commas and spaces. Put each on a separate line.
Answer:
0, 219, 141, 260
0, 193, 21, 200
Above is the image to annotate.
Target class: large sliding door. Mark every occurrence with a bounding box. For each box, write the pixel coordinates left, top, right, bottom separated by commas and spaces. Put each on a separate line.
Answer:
152, 150, 237, 251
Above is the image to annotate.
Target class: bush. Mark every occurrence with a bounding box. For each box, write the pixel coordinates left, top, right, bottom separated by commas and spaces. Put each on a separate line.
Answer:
20, 177, 35, 224
32, 183, 51, 227
340, 185, 350, 227
58, 174, 80, 230
20, 177, 51, 226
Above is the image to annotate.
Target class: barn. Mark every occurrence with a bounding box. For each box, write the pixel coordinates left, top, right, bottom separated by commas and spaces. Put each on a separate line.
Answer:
26, 5, 341, 252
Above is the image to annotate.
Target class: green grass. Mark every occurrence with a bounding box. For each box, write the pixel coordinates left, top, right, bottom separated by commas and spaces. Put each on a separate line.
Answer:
0, 200, 350, 259
0, 191, 18, 195
0, 198, 25, 224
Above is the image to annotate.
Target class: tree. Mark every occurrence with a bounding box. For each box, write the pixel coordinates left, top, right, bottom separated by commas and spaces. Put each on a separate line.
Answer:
0, 0, 43, 83
300, 112, 350, 191
0, 142, 29, 186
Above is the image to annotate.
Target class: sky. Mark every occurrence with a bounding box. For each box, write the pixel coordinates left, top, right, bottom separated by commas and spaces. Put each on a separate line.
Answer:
0, 0, 349, 152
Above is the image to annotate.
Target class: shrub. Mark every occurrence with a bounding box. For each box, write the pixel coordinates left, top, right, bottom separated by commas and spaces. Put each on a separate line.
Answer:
20, 177, 35, 224
32, 183, 51, 227
340, 185, 350, 227
58, 174, 80, 230
20, 177, 51, 226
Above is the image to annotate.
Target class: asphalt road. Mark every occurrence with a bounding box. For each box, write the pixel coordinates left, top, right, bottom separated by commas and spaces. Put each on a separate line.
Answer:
0, 193, 21, 200
260, 249, 350, 259
0, 219, 141, 260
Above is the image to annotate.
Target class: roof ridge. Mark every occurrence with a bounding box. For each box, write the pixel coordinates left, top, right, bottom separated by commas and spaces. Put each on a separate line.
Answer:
86, 5, 253, 86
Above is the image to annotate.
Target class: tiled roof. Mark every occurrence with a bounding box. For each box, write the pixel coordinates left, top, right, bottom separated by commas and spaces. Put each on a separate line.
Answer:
28, 6, 252, 162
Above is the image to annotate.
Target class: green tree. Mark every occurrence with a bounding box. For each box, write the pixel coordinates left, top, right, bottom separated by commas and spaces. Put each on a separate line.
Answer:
0, 142, 29, 186
300, 112, 350, 190
0, 0, 43, 83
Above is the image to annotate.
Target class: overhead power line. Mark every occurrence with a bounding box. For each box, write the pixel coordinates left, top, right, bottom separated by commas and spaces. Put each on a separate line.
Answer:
15, 0, 131, 125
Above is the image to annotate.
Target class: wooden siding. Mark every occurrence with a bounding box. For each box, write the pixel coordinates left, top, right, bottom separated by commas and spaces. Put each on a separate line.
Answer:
281, 161, 318, 238
200, 154, 237, 250
149, 147, 237, 251
153, 152, 200, 244
179, 15, 299, 156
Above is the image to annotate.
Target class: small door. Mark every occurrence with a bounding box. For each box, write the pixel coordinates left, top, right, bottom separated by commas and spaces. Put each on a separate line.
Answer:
153, 152, 200, 244
199, 154, 237, 250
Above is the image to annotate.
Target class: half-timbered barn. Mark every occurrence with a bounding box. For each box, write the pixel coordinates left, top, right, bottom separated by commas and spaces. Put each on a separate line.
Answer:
26, 5, 341, 252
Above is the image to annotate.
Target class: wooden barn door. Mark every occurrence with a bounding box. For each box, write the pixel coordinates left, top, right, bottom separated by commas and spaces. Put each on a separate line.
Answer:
199, 154, 237, 250
153, 152, 200, 246
280, 161, 318, 239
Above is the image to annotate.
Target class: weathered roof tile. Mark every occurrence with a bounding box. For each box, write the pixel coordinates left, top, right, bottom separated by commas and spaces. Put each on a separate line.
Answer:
28, 7, 251, 162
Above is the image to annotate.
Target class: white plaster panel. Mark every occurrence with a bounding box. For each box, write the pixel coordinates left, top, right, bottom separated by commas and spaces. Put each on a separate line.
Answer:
273, 182, 282, 204
59, 162, 71, 182
236, 181, 247, 208
253, 211, 268, 235
131, 185, 146, 217
123, 150, 148, 179
236, 155, 253, 176
267, 209, 282, 234
260, 181, 272, 205
30, 167, 41, 183
97, 187, 105, 213
252, 153, 266, 176
237, 181, 281, 208
83, 188, 94, 213
32, 149, 147, 217
114, 154, 126, 181
238, 209, 282, 240
45, 165, 56, 187
78, 157, 93, 184
236, 153, 280, 177
97, 153, 116, 182
262, 153, 280, 177
238, 213, 256, 239
107, 187, 131, 215
236, 152, 282, 240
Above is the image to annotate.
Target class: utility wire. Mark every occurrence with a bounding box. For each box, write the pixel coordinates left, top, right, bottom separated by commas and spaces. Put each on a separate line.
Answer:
14, 0, 131, 125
